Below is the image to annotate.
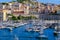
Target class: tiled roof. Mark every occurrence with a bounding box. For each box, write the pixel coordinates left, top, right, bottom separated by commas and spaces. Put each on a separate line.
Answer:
13, 11, 24, 13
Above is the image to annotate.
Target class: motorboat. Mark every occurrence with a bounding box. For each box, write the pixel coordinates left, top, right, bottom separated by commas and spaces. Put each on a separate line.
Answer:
25, 27, 33, 32
33, 26, 40, 32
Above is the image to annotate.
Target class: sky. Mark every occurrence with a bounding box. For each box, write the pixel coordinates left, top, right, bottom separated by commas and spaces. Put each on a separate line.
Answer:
0, 0, 12, 2
0, 0, 60, 4
37, 0, 60, 4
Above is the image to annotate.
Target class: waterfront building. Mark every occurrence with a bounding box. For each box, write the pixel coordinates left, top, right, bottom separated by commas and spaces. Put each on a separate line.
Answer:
12, 2, 22, 16
46, 4, 58, 14
0, 3, 3, 21
37, 3, 43, 13
3, 4, 12, 21
0, 2, 31, 21
0, 11, 3, 21
57, 9, 60, 14
3, 10, 7, 21
55, 5, 60, 14
11, 2, 30, 16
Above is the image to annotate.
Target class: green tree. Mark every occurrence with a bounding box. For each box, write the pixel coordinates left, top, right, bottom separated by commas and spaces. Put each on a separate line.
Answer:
2, 3, 9, 5
17, 0, 25, 3
17, 15, 26, 20
16, 0, 30, 3
16, 0, 37, 5
11, 16, 17, 20
17, 15, 21, 20
29, 16, 37, 19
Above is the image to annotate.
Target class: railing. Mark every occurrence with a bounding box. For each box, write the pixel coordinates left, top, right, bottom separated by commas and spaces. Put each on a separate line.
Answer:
39, 14, 60, 20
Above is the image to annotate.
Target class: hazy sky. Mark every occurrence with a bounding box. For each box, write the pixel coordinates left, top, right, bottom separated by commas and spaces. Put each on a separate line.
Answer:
37, 0, 60, 4
0, 0, 60, 4
0, 0, 12, 2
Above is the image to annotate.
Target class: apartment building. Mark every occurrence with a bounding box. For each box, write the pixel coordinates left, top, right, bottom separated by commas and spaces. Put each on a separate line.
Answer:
9, 2, 30, 16
57, 6, 60, 14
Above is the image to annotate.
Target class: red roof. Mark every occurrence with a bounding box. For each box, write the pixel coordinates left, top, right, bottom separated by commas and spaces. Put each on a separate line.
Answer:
13, 11, 24, 14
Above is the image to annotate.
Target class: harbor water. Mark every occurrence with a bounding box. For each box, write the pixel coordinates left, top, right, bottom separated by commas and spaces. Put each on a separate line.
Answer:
0, 23, 59, 40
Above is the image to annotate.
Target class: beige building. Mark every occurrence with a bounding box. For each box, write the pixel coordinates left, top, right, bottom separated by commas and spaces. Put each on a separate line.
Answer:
2, 4, 12, 21
10, 2, 30, 16
2, 2, 30, 21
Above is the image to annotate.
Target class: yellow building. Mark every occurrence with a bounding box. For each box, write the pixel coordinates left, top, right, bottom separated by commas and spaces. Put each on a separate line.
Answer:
2, 3, 12, 21
3, 10, 7, 21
